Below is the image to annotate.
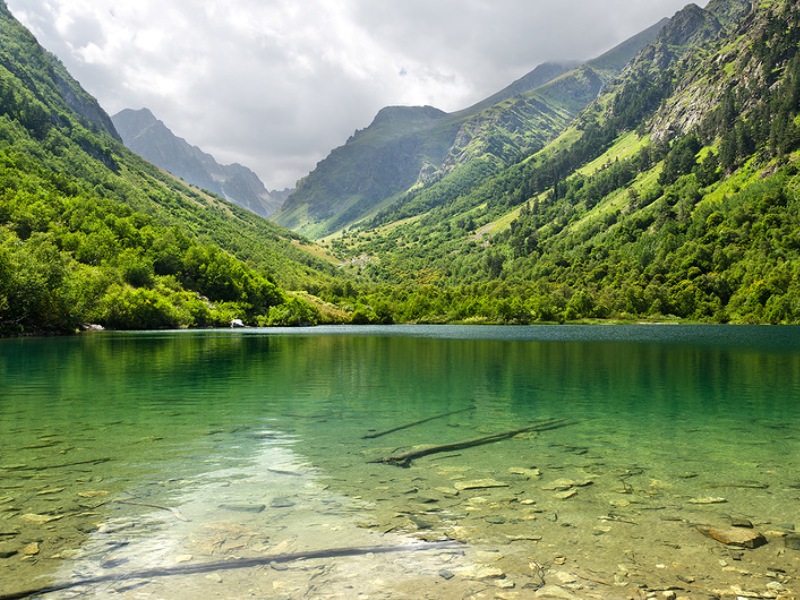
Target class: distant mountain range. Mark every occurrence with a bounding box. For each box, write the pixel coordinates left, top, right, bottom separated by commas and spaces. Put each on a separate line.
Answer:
112, 108, 285, 218
273, 18, 668, 238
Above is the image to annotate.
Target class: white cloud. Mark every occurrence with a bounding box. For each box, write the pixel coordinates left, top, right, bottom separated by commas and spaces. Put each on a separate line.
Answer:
6, 0, 704, 189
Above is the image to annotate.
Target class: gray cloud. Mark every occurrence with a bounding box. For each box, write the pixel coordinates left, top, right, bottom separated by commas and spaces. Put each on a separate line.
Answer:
7, 0, 703, 189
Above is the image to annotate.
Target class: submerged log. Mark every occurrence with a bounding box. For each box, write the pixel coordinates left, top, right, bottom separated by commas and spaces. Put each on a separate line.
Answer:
368, 418, 574, 467
0, 541, 459, 600
362, 407, 474, 439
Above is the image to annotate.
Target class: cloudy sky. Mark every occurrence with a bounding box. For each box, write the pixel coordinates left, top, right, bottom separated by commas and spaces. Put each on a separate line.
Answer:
7, 1, 702, 190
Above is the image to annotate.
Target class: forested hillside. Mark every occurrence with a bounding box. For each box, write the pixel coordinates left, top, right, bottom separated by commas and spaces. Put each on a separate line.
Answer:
323, 0, 800, 325
0, 2, 341, 335
2, 0, 799, 332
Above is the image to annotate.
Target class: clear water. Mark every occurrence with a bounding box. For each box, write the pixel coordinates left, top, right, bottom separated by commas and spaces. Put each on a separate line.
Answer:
1, 325, 799, 598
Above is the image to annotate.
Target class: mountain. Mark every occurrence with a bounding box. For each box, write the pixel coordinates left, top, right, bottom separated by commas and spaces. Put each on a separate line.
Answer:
322, 0, 800, 325
0, 1, 343, 335
273, 18, 669, 239
112, 108, 283, 218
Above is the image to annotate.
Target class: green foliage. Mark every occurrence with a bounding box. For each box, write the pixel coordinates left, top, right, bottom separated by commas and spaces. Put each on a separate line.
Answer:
0, 3, 345, 334
261, 297, 319, 327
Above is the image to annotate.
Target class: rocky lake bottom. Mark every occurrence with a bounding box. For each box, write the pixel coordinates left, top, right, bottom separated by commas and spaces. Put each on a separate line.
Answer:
0, 326, 798, 598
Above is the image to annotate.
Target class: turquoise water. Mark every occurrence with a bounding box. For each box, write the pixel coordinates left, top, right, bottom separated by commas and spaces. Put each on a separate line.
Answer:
1, 325, 799, 598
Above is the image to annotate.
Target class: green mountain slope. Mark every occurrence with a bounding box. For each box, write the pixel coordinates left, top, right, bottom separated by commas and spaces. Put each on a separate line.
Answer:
328, 0, 800, 325
0, 2, 342, 334
274, 20, 667, 239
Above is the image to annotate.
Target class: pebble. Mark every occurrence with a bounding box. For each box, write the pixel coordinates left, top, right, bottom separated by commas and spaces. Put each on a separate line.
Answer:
555, 490, 577, 500
270, 498, 296, 509
508, 467, 542, 479
688, 497, 727, 505
22, 542, 40, 556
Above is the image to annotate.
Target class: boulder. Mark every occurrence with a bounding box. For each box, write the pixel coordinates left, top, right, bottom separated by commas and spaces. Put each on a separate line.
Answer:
696, 525, 767, 549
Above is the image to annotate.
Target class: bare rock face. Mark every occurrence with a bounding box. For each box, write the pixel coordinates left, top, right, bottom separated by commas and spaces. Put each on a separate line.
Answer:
696, 525, 768, 549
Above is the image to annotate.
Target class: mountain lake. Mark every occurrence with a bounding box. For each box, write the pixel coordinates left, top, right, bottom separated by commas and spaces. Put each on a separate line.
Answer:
0, 325, 798, 599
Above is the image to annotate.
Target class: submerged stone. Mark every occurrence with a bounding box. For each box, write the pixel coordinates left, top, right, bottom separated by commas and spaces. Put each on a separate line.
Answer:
508, 467, 542, 479
542, 479, 576, 491
555, 490, 577, 500
696, 525, 768, 549
785, 534, 800, 551
486, 515, 507, 525
454, 564, 505, 579
20, 513, 63, 525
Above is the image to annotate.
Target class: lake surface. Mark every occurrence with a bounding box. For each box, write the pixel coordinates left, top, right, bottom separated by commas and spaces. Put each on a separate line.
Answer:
1, 325, 799, 598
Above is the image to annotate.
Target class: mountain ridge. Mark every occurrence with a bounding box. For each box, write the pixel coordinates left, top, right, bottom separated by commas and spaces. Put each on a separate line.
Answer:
112, 108, 283, 218
274, 17, 670, 238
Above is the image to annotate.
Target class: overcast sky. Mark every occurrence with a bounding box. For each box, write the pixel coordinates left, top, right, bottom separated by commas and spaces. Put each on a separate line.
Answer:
7, 1, 702, 190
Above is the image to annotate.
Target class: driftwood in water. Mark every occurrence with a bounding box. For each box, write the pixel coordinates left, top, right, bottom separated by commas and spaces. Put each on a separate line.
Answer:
369, 418, 573, 467
361, 407, 474, 440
